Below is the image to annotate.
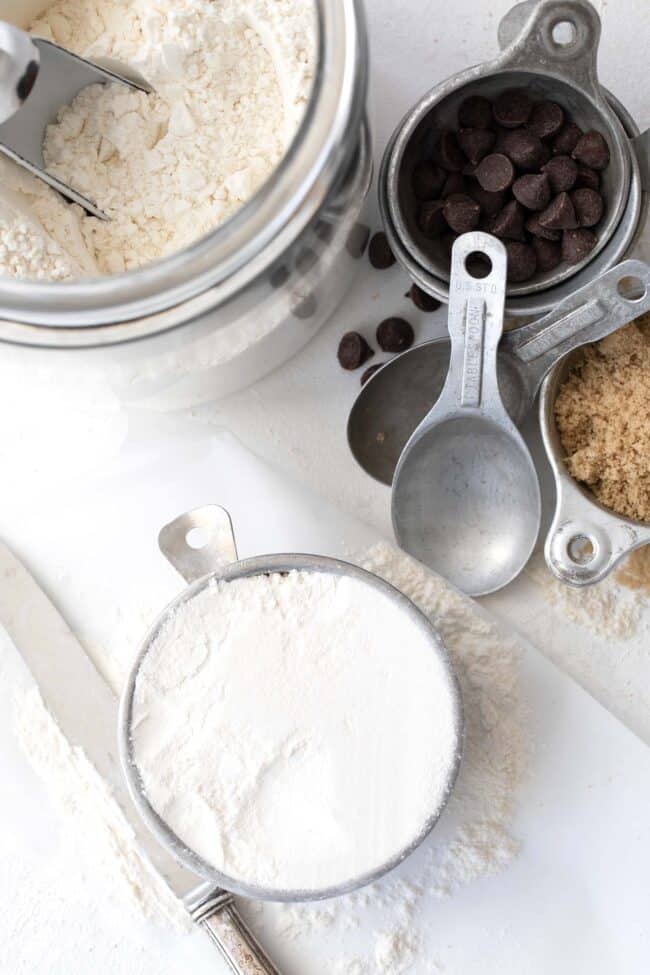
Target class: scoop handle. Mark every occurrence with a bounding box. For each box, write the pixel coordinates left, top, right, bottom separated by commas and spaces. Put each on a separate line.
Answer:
440, 232, 508, 416
502, 259, 650, 396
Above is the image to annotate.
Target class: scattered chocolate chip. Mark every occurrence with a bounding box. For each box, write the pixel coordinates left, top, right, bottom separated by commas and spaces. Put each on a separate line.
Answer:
377, 317, 415, 353
542, 155, 578, 193
532, 236, 562, 273
574, 164, 600, 191
489, 199, 525, 240
412, 161, 446, 201
572, 130, 610, 170
501, 129, 545, 170
493, 89, 533, 129
525, 213, 561, 241
436, 130, 466, 172
476, 153, 515, 193
570, 187, 604, 227
528, 101, 565, 141
337, 331, 374, 370
443, 193, 481, 233
408, 283, 441, 312
539, 192, 579, 230
361, 363, 383, 385
269, 264, 290, 289
346, 223, 370, 258
562, 228, 598, 265
441, 172, 467, 198
552, 122, 583, 156
458, 94, 494, 130
458, 128, 496, 165
466, 184, 504, 217
512, 173, 551, 211
368, 231, 396, 269
505, 241, 537, 282
418, 200, 447, 237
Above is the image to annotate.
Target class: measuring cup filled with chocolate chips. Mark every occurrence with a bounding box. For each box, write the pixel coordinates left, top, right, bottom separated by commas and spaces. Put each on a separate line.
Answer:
379, 0, 649, 317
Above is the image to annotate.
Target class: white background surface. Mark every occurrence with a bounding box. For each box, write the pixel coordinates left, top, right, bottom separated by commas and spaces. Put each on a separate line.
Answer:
1, 0, 649, 971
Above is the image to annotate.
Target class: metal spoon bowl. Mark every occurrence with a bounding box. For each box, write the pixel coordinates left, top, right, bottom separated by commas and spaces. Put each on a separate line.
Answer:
392, 232, 542, 596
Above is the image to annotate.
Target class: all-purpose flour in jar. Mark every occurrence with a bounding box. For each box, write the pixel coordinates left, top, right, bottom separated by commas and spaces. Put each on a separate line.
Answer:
130, 569, 460, 892
0, 0, 316, 279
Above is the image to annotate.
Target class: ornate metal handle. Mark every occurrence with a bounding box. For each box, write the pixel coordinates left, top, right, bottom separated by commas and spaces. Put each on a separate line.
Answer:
185, 888, 283, 975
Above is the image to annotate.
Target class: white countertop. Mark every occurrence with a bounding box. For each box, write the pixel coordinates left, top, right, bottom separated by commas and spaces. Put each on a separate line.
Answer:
0, 0, 649, 971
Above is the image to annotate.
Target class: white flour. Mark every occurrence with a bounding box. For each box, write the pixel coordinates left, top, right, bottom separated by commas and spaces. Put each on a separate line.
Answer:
13, 542, 527, 972
0, 0, 315, 279
131, 568, 460, 890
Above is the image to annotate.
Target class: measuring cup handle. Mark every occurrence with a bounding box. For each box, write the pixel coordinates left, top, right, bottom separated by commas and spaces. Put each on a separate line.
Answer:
545, 514, 648, 587
502, 259, 650, 396
188, 890, 283, 975
158, 505, 239, 582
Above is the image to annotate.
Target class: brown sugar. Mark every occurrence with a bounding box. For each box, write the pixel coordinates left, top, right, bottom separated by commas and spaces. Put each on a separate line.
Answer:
616, 546, 650, 597
554, 312, 650, 523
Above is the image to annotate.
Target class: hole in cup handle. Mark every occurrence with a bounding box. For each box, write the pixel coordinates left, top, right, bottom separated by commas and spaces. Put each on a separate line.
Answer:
158, 505, 239, 583
545, 517, 640, 587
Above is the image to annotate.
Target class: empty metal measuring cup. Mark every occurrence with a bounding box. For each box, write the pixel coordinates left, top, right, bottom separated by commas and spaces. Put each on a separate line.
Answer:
349, 259, 650, 486
119, 505, 463, 974
391, 233, 541, 596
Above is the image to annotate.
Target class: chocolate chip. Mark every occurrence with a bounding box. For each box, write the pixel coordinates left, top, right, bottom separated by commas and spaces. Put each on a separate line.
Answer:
361, 363, 383, 386
418, 200, 447, 237
562, 228, 598, 265
458, 128, 496, 165
458, 94, 494, 130
476, 153, 515, 192
419, 127, 440, 161
443, 193, 481, 233
572, 130, 610, 170
552, 122, 583, 156
532, 237, 562, 273
525, 213, 561, 241
575, 165, 600, 191
570, 188, 604, 227
468, 184, 505, 217
493, 89, 533, 129
269, 264, 290, 288
412, 161, 446, 201
368, 232, 396, 269
346, 223, 370, 258
489, 199, 525, 240
528, 101, 565, 140
501, 129, 545, 170
542, 155, 578, 193
441, 172, 467, 198
408, 283, 441, 312
505, 241, 537, 282
512, 173, 551, 211
539, 192, 579, 230
377, 317, 415, 353
436, 130, 466, 172
338, 331, 374, 370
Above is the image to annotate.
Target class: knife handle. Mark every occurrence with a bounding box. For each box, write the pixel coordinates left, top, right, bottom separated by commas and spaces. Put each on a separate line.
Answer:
193, 894, 283, 975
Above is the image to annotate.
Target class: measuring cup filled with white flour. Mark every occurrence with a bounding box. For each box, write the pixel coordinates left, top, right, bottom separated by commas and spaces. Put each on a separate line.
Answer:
0, 1, 370, 406
119, 506, 462, 973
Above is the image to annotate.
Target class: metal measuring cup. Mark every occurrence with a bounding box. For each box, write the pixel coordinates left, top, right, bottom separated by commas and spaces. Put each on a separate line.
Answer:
379, 0, 649, 317
540, 351, 650, 588
119, 505, 463, 974
348, 259, 650, 487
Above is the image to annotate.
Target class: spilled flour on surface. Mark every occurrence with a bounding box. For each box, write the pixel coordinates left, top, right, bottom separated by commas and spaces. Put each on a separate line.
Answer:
11, 542, 529, 972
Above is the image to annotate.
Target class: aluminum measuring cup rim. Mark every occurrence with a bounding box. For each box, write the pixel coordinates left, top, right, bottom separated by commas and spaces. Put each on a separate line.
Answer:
118, 551, 464, 903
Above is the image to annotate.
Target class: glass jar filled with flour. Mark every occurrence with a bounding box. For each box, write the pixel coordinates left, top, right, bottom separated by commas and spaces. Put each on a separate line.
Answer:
0, 0, 370, 406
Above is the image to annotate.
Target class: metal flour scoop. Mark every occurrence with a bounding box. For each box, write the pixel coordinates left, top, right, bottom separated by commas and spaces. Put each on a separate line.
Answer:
391, 232, 541, 596
0, 19, 151, 219
350, 260, 650, 487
